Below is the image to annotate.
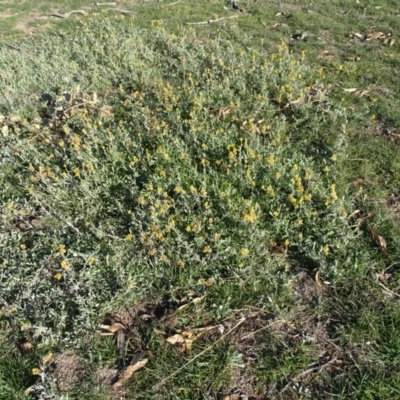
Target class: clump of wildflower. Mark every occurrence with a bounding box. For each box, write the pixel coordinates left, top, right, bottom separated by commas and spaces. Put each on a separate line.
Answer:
60, 260, 69, 270
240, 248, 249, 256
242, 206, 258, 223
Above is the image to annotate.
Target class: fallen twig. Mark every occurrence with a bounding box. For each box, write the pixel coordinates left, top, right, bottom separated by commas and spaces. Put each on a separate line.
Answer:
154, 317, 246, 388
239, 319, 284, 340
104, 8, 135, 15
377, 281, 400, 299
4, 43, 21, 51
186, 15, 238, 25
49, 10, 86, 18
280, 358, 337, 395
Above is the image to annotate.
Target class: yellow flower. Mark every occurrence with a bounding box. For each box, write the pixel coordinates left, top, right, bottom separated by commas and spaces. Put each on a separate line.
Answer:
304, 193, 312, 201
32, 368, 41, 376
284, 239, 290, 246
88, 256, 95, 264
42, 352, 53, 363
73, 167, 80, 177
149, 249, 157, 256
297, 219, 303, 227
240, 248, 249, 256
60, 260, 69, 270
323, 246, 330, 256
129, 281, 137, 288
59, 244, 66, 255
130, 156, 139, 167
242, 207, 258, 223
273, 211, 279, 217
160, 254, 169, 262
125, 233, 133, 241
175, 186, 183, 194
267, 154, 275, 166
203, 246, 212, 254
177, 260, 185, 268
54, 273, 62, 280
238, 263, 244, 268
331, 154, 338, 161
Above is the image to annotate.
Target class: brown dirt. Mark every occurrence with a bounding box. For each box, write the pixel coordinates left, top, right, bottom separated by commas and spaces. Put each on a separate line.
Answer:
0, 9, 14, 18
14, 13, 41, 34
373, 119, 400, 145
387, 193, 400, 219
52, 351, 88, 391
226, 312, 273, 399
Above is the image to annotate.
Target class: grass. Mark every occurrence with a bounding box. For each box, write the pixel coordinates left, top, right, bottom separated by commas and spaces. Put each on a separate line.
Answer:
1, 1, 400, 399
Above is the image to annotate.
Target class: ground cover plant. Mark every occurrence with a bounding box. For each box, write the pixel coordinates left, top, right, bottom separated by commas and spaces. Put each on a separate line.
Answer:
1, 1, 400, 399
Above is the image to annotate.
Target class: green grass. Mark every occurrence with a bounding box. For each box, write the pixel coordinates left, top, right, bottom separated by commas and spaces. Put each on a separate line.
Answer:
1, 1, 400, 399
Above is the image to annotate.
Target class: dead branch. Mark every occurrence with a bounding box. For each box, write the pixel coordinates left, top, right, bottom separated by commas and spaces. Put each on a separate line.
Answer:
104, 8, 135, 15
186, 15, 238, 25
49, 10, 86, 18
154, 317, 245, 388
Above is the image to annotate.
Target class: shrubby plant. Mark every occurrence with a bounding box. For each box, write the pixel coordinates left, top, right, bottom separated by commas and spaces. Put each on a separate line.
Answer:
0, 13, 356, 396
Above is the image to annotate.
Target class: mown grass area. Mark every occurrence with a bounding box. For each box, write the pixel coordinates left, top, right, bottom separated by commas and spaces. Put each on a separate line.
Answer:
1, 1, 400, 399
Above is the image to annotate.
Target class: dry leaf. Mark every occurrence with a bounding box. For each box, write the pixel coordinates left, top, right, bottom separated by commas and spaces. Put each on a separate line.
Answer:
184, 339, 193, 351
100, 322, 125, 333
2, 125, 9, 137
224, 394, 240, 400
192, 295, 205, 304
353, 178, 363, 187
345, 56, 361, 61
271, 22, 282, 29
42, 352, 53, 363
315, 270, 322, 287
344, 88, 358, 93
370, 227, 387, 252
10, 115, 21, 123
343, 88, 370, 97
390, 38, 396, 46
112, 359, 148, 389
366, 31, 385, 41
153, 328, 167, 336
20, 342, 33, 352
353, 32, 364, 39
166, 334, 185, 344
